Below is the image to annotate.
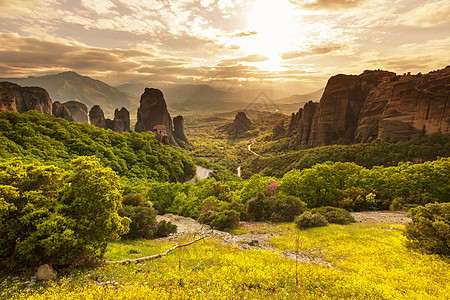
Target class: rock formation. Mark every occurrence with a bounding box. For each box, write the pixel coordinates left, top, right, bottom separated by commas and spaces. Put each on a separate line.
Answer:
61, 101, 89, 123
135, 88, 182, 146
89, 105, 130, 133
0, 82, 52, 114
173, 115, 190, 145
287, 67, 449, 148
52, 101, 75, 121
112, 107, 131, 133
218, 111, 252, 135
272, 120, 286, 140
89, 105, 106, 128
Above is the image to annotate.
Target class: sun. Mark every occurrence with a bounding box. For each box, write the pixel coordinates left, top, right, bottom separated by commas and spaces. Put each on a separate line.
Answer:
239, 0, 301, 69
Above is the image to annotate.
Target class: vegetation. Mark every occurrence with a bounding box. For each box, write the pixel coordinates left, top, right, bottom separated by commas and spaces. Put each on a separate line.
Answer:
310, 206, 356, 224
0, 111, 196, 191
295, 211, 328, 229
405, 203, 450, 255
4, 222, 448, 299
0, 157, 130, 271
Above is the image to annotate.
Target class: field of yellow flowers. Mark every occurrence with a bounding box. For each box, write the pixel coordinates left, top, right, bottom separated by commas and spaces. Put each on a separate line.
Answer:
3, 222, 449, 299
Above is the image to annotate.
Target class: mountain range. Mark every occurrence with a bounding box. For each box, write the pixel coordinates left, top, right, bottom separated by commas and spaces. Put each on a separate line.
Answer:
1, 71, 324, 116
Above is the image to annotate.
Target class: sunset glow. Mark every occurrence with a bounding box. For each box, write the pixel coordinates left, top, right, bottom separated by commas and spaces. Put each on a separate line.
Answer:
0, 0, 448, 94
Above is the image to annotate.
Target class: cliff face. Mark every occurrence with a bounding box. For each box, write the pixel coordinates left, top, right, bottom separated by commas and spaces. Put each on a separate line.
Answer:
61, 101, 89, 123
173, 115, 190, 145
135, 88, 185, 146
89, 105, 130, 133
288, 67, 449, 147
356, 68, 449, 142
52, 101, 75, 121
218, 111, 252, 135
0, 82, 52, 114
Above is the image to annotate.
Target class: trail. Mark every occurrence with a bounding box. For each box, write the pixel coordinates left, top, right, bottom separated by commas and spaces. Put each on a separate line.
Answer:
187, 165, 214, 183
248, 143, 260, 157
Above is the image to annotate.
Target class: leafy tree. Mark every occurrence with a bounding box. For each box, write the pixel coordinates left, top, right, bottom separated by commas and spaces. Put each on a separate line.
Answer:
404, 203, 450, 255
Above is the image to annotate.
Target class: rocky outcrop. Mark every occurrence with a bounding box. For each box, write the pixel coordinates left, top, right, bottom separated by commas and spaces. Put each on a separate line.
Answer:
356, 68, 450, 142
218, 111, 252, 135
173, 115, 190, 145
89, 105, 106, 128
52, 101, 75, 121
272, 120, 286, 140
89, 106, 130, 133
287, 101, 319, 146
0, 82, 52, 114
135, 88, 178, 146
287, 67, 449, 148
112, 107, 130, 133
61, 101, 88, 123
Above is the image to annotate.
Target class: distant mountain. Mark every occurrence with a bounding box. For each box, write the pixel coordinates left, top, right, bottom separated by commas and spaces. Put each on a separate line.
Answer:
115, 83, 147, 97
1, 72, 138, 116
275, 88, 324, 104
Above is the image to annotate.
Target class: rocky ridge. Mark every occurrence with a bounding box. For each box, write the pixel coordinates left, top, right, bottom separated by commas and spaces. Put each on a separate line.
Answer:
0, 82, 52, 115
218, 111, 252, 135
89, 105, 130, 133
287, 67, 449, 147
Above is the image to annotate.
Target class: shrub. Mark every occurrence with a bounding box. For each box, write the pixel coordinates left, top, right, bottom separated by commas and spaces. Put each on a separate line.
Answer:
389, 197, 404, 211
119, 205, 157, 240
269, 195, 306, 223
404, 203, 450, 255
198, 209, 219, 225
295, 211, 328, 229
154, 220, 177, 238
210, 210, 240, 231
246, 192, 267, 221
122, 194, 149, 207
310, 207, 355, 225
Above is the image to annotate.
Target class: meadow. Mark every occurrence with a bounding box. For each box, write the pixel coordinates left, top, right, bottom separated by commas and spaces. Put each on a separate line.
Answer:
3, 221, 449, 299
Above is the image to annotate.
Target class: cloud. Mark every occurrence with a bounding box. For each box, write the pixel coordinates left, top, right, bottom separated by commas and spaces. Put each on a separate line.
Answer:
397, 1, 450, 27
0, 34, 152, 76
81, 0, 116, 15
290, 0, 365, 10
0, 0, 51, 18
232, 31, 258, 38
281, 45, 343, 60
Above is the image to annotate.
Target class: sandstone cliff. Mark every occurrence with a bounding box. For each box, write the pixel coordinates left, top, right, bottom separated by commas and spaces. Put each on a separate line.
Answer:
218, 111, 252, 135
135, 88, 180, 146
0, 82, 52, 114
173, 115, 190, 145
61, 101, 89, 123
287, 67, 449, 148
89, 105, 130, 133
52, 101, 75, 121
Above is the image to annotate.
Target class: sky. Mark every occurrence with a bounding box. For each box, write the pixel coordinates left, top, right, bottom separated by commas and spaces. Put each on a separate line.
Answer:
0, 0, 448, 94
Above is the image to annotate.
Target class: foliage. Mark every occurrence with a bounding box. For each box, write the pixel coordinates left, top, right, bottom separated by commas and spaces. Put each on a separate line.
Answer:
295, 211, 328, 229
210, 210, 240, 231
404, 203, 450, 255
0, 111, 196, 190
0, 157, 130, 270
153, 220, 177, 238
119, 205, 157, 240
310, 206, 356, 225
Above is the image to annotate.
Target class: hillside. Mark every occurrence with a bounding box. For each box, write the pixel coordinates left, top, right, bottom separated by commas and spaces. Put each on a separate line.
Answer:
1, 72, 138, 116
0, 110, 196, 188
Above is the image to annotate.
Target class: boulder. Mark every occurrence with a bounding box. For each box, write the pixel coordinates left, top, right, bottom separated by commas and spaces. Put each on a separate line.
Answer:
36, 264, 57, 281
112, 107, 130, 133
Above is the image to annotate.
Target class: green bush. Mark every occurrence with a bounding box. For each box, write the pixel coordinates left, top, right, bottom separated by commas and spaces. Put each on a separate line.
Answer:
246, 192, 268, 221
210, 210, 240, 231
0, 157, 130, 271
198, 209, 219, 225
295, 211, 328, 229
119, 205, 157, 240
389, 197, 404, 211
310, 207, 355, 225
269, 195, 306, 222
404, 203, 450, 255
154, 220, 177, 238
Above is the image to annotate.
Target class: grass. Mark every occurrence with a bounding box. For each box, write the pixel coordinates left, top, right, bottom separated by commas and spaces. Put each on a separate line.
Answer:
3, 223, 449, 299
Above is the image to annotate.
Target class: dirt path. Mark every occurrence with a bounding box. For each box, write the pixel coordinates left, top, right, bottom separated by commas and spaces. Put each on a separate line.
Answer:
351, 210, 410, 224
